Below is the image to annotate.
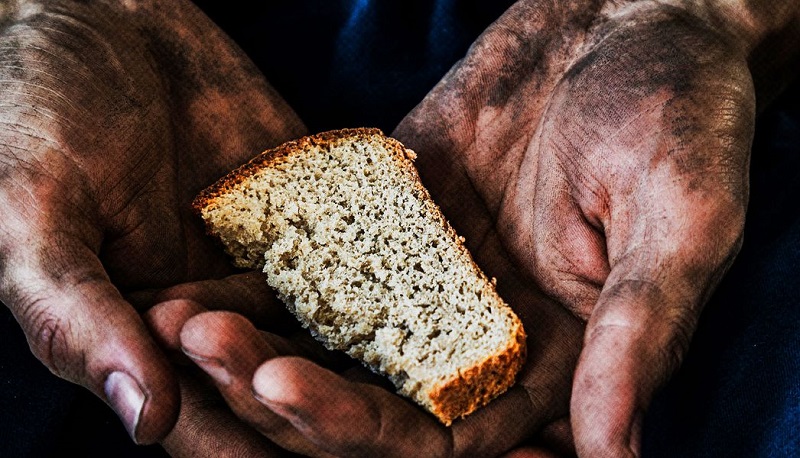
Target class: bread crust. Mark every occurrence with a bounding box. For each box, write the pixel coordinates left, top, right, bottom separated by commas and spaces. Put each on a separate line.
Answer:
193, 128, 527, 425
429, 317, 526, 425
192, 128, 387, 214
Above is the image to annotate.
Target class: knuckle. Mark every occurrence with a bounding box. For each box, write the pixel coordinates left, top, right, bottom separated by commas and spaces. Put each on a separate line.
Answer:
597, 278, 666, 319
655, 307, 696, 377
593, 276, 699, 385
340, 405, 383, 457
606, 277, 663, 299
252, 416, 289, 440
20, 299, 80, 379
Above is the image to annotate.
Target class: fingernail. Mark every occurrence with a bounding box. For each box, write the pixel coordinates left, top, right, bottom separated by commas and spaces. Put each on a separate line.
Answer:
104, 371, 145, 443
252, 387, 308, 428
184, 350, 231, 385
252, 383, 291, 416
252, 385, 279, 409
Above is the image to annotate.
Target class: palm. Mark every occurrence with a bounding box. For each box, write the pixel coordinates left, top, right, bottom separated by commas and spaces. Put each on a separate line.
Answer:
392, 1, 589, 440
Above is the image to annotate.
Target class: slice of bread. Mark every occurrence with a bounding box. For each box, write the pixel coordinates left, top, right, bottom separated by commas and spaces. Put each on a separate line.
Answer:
192, 128, 526, 425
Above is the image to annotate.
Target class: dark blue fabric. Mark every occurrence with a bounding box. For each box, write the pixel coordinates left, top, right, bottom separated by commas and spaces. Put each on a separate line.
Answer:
192, 0, 514, 132
1, 1, 797, 456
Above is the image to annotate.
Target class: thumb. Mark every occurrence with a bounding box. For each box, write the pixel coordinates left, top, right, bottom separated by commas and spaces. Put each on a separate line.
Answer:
0, 233, 179, 444
570, 208, 744, 457
571, 278, 675, 457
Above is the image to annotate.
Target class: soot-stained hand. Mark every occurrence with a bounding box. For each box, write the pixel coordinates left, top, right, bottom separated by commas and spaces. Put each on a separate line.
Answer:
393, 0, 765, 456
0, 0, 305, 444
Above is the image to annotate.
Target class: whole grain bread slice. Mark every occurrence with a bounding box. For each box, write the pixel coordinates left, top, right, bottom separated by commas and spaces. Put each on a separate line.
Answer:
193, 128, 526, 425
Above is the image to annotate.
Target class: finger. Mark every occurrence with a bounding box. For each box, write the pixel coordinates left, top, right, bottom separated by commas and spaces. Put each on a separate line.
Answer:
252, 357, 452, 458
572, 197, 745, 457
180, 311, 337, 457
498, 418, 575, 458
570, 286, 656, 458
0, 235, 178, 444
150, 302, 344, 455
144, 299, 207, 363
161, 369, 286, 458
146, 298, 347, 369
451, 385, 555, 457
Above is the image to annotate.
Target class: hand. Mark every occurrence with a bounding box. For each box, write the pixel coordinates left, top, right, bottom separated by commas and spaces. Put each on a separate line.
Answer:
146, 291, 583, 457
0, 0, 305, 444
396, 0, 773, 456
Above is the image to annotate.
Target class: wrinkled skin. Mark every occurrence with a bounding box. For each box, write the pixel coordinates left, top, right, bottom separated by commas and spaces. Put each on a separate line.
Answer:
2, 0, 798, 456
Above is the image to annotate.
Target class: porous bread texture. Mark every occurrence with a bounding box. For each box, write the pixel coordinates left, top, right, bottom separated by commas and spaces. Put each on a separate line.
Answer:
193, 128, 526, 425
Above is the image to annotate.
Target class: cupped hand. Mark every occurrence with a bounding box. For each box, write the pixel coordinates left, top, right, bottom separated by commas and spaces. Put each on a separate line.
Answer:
0, 0, 305, 444
395, 0, 756, 456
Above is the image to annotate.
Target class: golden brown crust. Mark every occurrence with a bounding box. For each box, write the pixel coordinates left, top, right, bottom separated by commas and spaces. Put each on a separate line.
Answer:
192, 127, 386, 215
428, 318, 527, 425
